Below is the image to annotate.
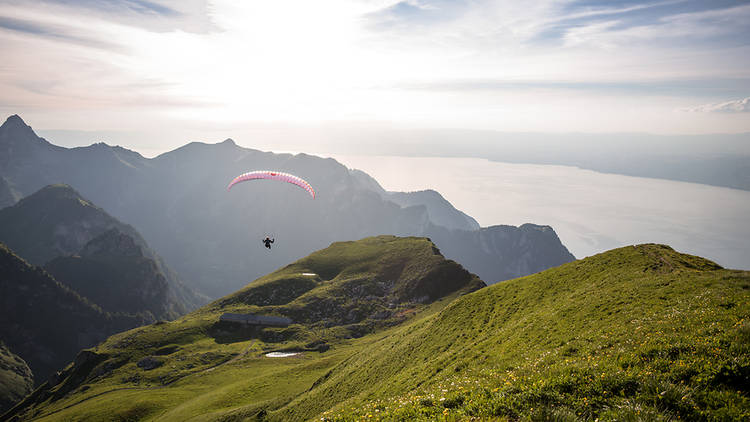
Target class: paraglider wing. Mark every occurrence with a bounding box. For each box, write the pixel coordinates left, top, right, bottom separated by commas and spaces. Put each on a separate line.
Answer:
227, 171, 315, 198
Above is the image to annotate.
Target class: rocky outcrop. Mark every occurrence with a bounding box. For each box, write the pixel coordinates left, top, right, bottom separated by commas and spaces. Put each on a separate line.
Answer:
136, 356, 164, 371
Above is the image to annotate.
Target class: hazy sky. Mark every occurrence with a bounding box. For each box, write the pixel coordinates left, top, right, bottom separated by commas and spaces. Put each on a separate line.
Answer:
1, 0, 750, 152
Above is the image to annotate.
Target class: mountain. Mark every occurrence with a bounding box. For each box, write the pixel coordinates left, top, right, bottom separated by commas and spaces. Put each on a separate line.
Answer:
0, 184, 205, 315
0, 115, 574, 297
386, 190, 479, 231
0, 177, 19, 209
0, 342, 33, 413
4, 242, 748, 421
4, 236, 484, 421
213, 235, 485, 333
424, 223, 575, 282
44, 229, 175, 320
349, 169, 479, 231
0, 243, 147, 388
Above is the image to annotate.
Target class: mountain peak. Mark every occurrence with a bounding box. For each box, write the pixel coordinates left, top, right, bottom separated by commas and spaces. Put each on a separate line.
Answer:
220, 235, 485, 319
24, 184, 89, 205
0, 114, 36, 138
0, 184, 113, 265
221, 138, 236, 146
631, 243, 722, 272
3, 114, 25, 126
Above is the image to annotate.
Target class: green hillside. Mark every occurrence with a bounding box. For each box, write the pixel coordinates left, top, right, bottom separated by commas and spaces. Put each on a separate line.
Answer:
3, 236, 483, 421
316, 244, 749, 421
0, 342, 33, 413
4, 242, 748, 421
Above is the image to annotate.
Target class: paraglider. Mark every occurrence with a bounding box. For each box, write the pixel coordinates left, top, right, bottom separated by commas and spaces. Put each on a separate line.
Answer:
227, 171, 315, 198
227, 171, 315, 250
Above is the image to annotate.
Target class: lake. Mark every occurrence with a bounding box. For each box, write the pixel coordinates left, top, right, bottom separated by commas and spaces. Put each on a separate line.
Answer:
331, 154, 750, 270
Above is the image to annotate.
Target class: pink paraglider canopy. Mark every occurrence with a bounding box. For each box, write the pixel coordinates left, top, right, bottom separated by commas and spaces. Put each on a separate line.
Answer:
227, 171, 315, 199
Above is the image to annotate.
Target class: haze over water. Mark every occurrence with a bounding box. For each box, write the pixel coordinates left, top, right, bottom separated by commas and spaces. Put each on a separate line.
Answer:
333, 154, 750, 271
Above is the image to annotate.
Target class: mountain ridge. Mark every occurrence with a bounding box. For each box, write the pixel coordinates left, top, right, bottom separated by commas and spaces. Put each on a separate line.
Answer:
44, 229, 174, 320
0, 184, 206, 317
3, 235, 485, 420
0, 114, 574, 297
0, 242, 149, 388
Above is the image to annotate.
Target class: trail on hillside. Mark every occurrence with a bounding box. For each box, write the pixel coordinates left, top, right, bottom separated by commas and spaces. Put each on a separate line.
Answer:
26, 340, 259, 420
205, 340, 257, 372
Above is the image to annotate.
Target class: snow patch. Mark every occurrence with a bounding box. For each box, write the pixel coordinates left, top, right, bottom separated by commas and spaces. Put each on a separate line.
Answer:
265, 352, 300, 358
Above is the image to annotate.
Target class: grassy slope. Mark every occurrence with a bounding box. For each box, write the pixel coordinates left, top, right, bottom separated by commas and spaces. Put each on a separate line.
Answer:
6, 243, 748, 421
4, 236, 482, 422
315, 244, 749, 421
0, 342, 33, 413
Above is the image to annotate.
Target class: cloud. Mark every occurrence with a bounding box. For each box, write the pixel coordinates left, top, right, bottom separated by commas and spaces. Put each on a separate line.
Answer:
2, 0, 750, 133
0, 15, 123, 50
682, 97, 750, 113
393, 78, 750, 99
0, 0, 215, 33
557, 2, 750, 49
364, 0, 470, 30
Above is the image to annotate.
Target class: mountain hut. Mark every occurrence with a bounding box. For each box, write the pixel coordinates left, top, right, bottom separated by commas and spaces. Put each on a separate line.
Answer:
219, 313, 292, 327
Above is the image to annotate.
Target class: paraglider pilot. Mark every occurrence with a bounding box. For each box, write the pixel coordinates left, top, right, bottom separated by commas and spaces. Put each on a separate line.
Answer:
263, 237, 275, 249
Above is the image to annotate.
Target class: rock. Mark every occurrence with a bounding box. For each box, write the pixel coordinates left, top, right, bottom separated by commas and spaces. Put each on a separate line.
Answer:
137, 356, 164, 371
371, 310, 391, 320
47, 371, 62, 387
74, 350, 103, 368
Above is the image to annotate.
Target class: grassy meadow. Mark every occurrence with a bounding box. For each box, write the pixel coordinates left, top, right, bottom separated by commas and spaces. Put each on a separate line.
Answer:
4, 241, 748, 421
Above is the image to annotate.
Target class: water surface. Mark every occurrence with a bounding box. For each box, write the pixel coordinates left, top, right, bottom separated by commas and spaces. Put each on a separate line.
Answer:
332, 155, 750, 270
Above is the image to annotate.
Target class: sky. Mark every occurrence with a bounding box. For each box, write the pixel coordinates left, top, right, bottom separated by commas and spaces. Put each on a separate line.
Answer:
1, 0, 750, 153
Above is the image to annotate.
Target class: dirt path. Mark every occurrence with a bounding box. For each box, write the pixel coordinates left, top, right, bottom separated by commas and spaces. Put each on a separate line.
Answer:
205, 340, 256, 372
